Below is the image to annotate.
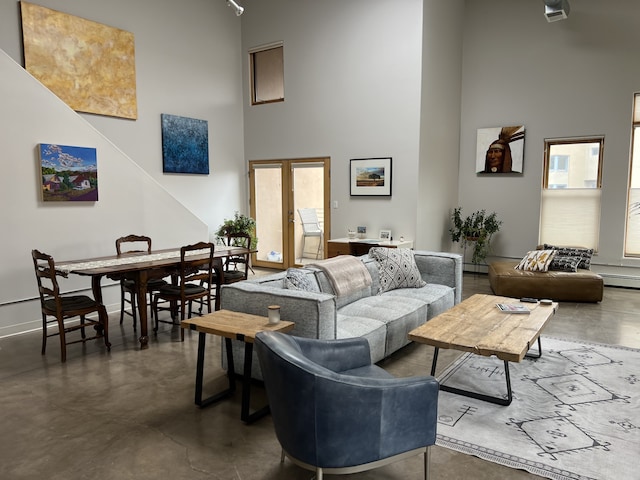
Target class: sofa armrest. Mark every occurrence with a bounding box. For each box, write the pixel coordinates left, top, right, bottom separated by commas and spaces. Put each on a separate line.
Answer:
220, 281, 338, 339
413, 250, 463, 304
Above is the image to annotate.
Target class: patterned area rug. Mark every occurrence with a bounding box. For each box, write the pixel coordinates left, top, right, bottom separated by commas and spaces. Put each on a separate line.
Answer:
435, 337, 639, 480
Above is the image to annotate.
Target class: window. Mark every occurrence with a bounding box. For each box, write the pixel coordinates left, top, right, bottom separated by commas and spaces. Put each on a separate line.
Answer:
539, 137, 604, 250
249, 43, 284, 105
625, 93, 640, 256
549, 155, 569, 172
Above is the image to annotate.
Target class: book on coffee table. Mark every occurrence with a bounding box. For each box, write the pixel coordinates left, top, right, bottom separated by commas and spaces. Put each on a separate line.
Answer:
496, 303, 530, 314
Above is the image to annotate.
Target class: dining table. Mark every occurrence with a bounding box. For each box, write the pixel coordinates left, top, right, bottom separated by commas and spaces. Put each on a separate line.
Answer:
55, 246, 252, 349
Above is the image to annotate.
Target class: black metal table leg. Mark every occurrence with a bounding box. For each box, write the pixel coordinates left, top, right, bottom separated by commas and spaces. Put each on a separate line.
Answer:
430, 347, 440, 376
432, 347, 514, 406
240, 341, 270, 424
194, 333, 235, 407
191, 329, 270, 423
525, 337, 543, 359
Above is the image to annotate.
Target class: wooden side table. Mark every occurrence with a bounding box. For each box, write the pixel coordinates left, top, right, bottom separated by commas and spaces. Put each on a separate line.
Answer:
181, 309, 294, 423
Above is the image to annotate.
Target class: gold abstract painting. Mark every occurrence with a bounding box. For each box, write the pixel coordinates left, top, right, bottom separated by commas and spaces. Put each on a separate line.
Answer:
21, 1, 137, 119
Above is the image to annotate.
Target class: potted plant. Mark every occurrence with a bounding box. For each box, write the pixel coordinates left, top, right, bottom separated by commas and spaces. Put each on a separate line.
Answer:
449, 207, 502, 264
216, 211, 258, 249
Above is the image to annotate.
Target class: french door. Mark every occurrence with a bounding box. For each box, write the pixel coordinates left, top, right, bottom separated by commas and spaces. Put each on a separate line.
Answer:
249, 157, 330, 269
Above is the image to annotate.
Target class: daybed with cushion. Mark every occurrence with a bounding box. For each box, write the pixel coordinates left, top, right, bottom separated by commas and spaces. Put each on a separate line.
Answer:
220, 248, 462, 378
489, 245, 603, 302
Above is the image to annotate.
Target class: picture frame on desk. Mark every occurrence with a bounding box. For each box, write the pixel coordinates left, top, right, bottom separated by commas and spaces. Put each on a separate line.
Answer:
350, 157, 392, 196
379, 230, 392, 240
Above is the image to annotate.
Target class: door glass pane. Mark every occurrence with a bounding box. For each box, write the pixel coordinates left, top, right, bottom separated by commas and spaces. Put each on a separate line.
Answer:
293, 164, 324, 263
254, 165, 283, 263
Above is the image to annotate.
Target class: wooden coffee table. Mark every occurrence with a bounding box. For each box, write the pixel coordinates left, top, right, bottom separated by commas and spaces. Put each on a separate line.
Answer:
408, 293, 558, 405
181, 309, 294, 423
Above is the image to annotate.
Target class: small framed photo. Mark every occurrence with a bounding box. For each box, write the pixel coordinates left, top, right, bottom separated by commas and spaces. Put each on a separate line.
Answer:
350, 157, 392, 196
379, 230, 392, 241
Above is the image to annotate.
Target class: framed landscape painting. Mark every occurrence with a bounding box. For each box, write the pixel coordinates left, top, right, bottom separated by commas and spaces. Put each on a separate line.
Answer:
350, 157, 392, 196
161, 114, 209, 175
39, 144, 98, 201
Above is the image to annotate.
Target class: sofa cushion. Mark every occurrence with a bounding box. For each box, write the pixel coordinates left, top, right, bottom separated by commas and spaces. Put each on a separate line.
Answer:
284, 268, 320, 292
336, 315, 387, 363
382, 283, 455, 320
369, 247, 426, 294
548, 255, 580, 272
514, 249, 556, 272
543, 244, 594, 269
361, 255, 381, 295
339, 296, 428, 356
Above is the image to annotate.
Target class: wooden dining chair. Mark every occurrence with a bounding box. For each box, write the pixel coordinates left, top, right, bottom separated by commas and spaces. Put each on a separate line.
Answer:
221, 232, 252, 284
152, 242, 216, 340
115, 235, 168, 331
32, 249, 111, 362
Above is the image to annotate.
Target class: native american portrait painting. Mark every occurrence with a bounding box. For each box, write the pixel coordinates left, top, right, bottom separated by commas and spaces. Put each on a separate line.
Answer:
476, 126, 525, 173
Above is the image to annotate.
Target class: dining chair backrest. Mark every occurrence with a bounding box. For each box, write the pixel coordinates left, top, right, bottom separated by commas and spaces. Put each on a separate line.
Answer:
179, 242, 215, 292
116, 234, 152, 255
225, 232, 252, 249
223, 233, 251, 282
32, 249, 62, 313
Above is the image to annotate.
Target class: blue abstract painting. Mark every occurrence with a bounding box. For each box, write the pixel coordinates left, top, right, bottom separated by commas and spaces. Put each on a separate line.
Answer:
161, 114, 209, 174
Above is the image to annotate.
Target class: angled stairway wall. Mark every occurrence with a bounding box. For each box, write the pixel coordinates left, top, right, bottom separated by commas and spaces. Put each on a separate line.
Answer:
0, 49, 208, 336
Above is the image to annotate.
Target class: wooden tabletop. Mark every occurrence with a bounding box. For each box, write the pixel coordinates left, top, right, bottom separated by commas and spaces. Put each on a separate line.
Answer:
408, 294, 558, 362
181, 309, 295, 343
57, 247, 251, 276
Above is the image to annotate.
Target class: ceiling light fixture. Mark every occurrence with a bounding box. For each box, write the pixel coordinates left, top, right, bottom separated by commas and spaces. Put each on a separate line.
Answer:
227, 0, 244, 16
544, 0, 570, 22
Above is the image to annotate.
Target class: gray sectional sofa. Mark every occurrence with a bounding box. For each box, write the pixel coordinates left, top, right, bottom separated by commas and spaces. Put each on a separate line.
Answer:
219, 249, 462, 378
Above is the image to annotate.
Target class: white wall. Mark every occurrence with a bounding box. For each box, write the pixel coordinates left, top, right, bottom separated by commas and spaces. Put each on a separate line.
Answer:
240, 0, 427, 243
0, 0, 246, 335
417, 0, 465, 250
459, 0, 640, 281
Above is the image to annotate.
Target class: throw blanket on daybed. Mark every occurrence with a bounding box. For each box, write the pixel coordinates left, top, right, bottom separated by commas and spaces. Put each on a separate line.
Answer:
309, 255, 372, 297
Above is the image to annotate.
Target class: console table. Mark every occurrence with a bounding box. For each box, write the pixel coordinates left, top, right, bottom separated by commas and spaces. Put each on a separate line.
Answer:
327, 238, 413, 258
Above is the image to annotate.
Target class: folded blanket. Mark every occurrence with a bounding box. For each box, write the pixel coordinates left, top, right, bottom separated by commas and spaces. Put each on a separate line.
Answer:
309, 255, 372, 297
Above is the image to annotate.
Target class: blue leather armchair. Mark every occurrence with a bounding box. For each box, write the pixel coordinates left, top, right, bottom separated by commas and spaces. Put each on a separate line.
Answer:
254, 331, 439, 480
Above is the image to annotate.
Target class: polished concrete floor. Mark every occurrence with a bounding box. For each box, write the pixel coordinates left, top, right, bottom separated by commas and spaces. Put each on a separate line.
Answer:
1, 272, 639, 480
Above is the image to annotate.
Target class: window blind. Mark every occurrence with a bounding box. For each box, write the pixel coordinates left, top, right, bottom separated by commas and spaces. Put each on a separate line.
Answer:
540, 189, 601, 249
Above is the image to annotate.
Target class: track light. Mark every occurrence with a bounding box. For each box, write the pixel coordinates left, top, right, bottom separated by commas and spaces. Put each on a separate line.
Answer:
227, 0, 244, 16
544, 0, 570, 22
